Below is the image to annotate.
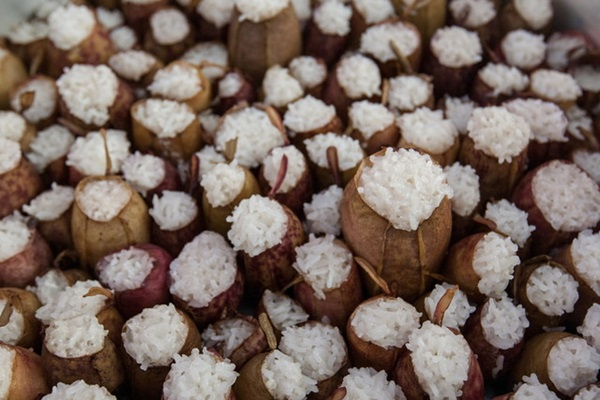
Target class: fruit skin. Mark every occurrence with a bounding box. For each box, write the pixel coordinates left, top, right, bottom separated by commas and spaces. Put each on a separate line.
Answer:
0, 343, 50, 400
0, 49, 28, 109
0, 156, 43, 220
0, 288, 42, 350
232, 352, 274, 400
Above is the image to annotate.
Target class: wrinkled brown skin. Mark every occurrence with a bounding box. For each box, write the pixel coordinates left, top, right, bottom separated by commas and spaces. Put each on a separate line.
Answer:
194, 11, 228, 42
392, 0, 447, 44
41, 337, 125, 393
233, 352, 273, 400
1, 343, 49, 400
442, 232, 487, 303
151, 210, 204, 257
42, 154, 70, 187
0, 49, 28, 109
36, 208, 73, 253
0, 157, 43, 220
228, 4, 302, 84
499, 0, 552, 36
351, 123, 399, 156
0, 288, 42, 349
258, 159, 313, 218
398, 135, 460, 168
216, 72, 257, 115
141, 157, 183, 203
122, 0, 168, 35
451, 209, 478, 245
310, 361, 349, 400
289, 115, 343, 155
423, 48, 481, 98
9, 75, 58, 129
304, 20, 348, 67
0, 226, 52, 289
526, 140, 565, 171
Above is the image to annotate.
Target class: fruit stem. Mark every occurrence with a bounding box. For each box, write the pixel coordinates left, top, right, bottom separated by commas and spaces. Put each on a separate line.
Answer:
19, 90, 35, 111
258, 312, 278, 350
0, 301, 13, 328
326, 146, 343, 187
390, 41, 414, 75
355, 257, 391, 296
432, 285, 458, 325
268, 154, 288, 197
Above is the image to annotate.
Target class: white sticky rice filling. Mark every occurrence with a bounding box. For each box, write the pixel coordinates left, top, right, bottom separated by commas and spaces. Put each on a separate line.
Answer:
472, 232, 519, 297
578, 303, 600, 353
443, 96, 475, 135
449, 0, 496, 28
573, 150, 600, 184
467, 106, 531, 163
348, 101, 395, 141
283, 95, 336, 134
10, 78, 57, 125
573, 385, 600, 400
200, 162, 245, 207
573, 65, 600, 92
23, 183, 74, 221
360, 22, 419, 63
262, 290, 309, 331
195, 146, 226, 178
478, 63, 529, 96
504, 99, 568, 143
66, 130, 130, 176
407, 321, 471, 399
235, 0, 289, 23
513, 374, 560, 400
352, 0, 396, 24
0, 138, 22, 175
57, 65, 118, 127
110, 26, 138, 51
341, 367, 406, 400
218, 72, 243, 98
0, 215, 32, 262
122, 0, 162, 3
351, 297, 421, 349
96, 7, 123, 30
484, 199, 534, 248
77, 179, 132, 222
48, 4, 95, 50
122, 152, 166, 196
547, 337, 600, 396
481, 296, 529, 350
431, 26, 482, 68
514, 0, 553, 30
198, 111, 221, 140
532, 161, 600, 232
570, 230, 600, 296
530, 69, 582, 103
8, 20, 48, 45
263, 146, 306, 193
109, 50, 158, 82
280, 323, 347, 381
45, 314, 107, 358
424, 283, 475, 329
444, 162, 480, 217
0, 298, 25, 345
42, 380, 116, 400
289, 56, 327, 90
149, 64, 201, 101
150, 8, 190, 45
227, 195, 288, 257
398, 108, 458, 154
291, 0, 311, 22
97, 247, 155, 292
501, 29, 546, 70
336, 54, 382, 99
134, 99, 195, 139
388, 76, 432, 112
181, 42, 228, 82
0, 112, 26, 142
304, 185, 343, 236
163, 348, 238, 400
122, 304, 188, 370
0, 346, 14, 399
526, 264, 579, 316
149, 191, 198, 231
566, 105, 593, 141
196, 0, 234, 28
202, 318, 254, 358
215, 107, 285, 168
304, 132, 364, 171
262, 350, 318, 400
26, 269, 69, 306
31, 124, 77, 172
313, 1, 352, 36
263, 66, 304, 108
546, 33, 588, 71
34, 0, 71, 19
358, 148, 453, 231
170, 232, 237, 308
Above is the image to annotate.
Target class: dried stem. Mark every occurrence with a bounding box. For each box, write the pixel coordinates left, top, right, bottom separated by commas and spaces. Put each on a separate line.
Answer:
0, 301, 14, 328
258, 312, 278, 351
100, 128, 113, 176
187, 154, 200, 196
281, 275, 304, 293
381, 79, 390, 105
84, 286, 114, 301
390, 41, 414, 75
326, 146, 343, 187
19, 90, 35, 111
432, 285, 458, 325
268, 154, 289, 197
57, 117, 87, 136
355, 257, 391, 296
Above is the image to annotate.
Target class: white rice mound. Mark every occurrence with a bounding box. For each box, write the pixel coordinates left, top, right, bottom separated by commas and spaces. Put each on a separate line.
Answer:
532, 161, 600, 232
181, 42, 228, 82
262, 289, 309, 331
97, 247, 155, 292
449, 0, 496, 28
169, 231, 237, 308
0, 111, 26, 142
57, 65, 118, 127
358, 148, 453, 231
134, 99, 195, 139
76, 179, 132, 222
303, 185, 344, 236
574, 385, 600, 400
566, 105, 593, 141
0, 215, 32, 262
218, 72, 243, 98
45, 314, 108, 358
26, 269, 69, 306
352, 0, 396, 24
198, 111, 221, 140
570, 230, 600, 296
351, 296, 421, 349
467, 106, 532, 163
526, 264, 579, 317
109, 50, 158, 82
149, 8, 190, 45
481, 296, 529, 350
7, 20, 48, 45
513, 374, 560, 400
304, 132, 364, 171
291, 0, 311, 22
514, 0, 553, 30
283, 95, 336, 135
122, 303, 188, 370
546, 33, 588, 71
262, 146, 306, 193
501, 29, 546, 70
293, 234, 352, 300
573, 65, 600, 92
484, 199, 535, 248
194, 145, 226, 178
66, 130, 131, 176
235, 0, 289, 23
443, 96, 475, 135
478, 63, 529, 96
42, 380, 116, 400
406, 321, 471, 399
336, 54, 382, 99
547, 336, 600, 396
348, 101, 395, 141
201, 161, 246, 207
504, 99, 568, 143
0, 346, 15, 399
0, 138, 22, 175
122, 152, 165, 196
10, 77, 57, 125
23, 183, 74, 221
196, 0, 234, 28
149, 191, 198, 231
163, 348, 238, 400
578, 303, 600, 353
444, 162, 480, 217
472, 232, 520, 297
35, 280, 110, 325
279, 323, 347, 381
289, 56, 327, 90
388, 76, 432, 112
359, 22, 420, 63
96, 7, 124, 30
263, 66, 304, 108
227, 195, 288, 257
424, 283, 475, 329
341, 367, 407, 400
215, 107, 285, 169
202, 318, 254, 358
530, 69, 583, 103
0, 298, 25, 345
430, 26, 482, 68
110, 26, 138, 51
573, 150, 600, 184
48, 4, 95, 50
262, 350, 318, 400
398, 108, 458, 154
148, 64, 201, 102
313, 0, 352, 36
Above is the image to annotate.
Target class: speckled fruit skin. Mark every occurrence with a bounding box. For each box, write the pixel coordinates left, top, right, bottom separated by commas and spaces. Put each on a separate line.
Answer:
304, 19, 348, 67
0, 156, 43, 220
0, 288, 42, 350
150, 209, 204, 258
232, 352, 273, 400
0, 343, 49, 400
